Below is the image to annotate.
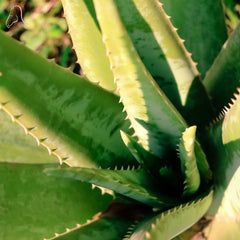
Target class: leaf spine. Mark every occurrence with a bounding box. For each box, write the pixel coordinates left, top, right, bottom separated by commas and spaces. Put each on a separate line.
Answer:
10, 115, 15, 122
27, 127, 35, 131
40, 137, 47, 142
2, 101, 10, 106
158, 2, 164, 7
145, 231, 151, 239
151, 223, 156, 229
14, 114, 22, 119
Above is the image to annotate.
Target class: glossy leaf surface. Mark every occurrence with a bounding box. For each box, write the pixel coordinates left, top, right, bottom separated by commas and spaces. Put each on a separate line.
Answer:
46, 166, 179, 208
204, 24, 240, 114
0, 30, 134, 168
93, 0, 188, 160
114, 0, 214, 127
0, 162, 112, 240
161, 0, 228, 78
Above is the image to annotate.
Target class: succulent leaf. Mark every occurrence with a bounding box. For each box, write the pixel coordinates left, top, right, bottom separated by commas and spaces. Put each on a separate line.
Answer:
0, 110, 57, 163
1, 0, 239, 238
204, 24, 240, 114
93, 0, 188, 160
61, 0, 116, 92
194, 140, 212, 185
179, 126, 201, 197
120, 130, 165, 176
0, 162, 112, 240
0, 30, 135, 168
125, 189, 213, 240
161, 0, 228, 78
45, 166, 179, 208
205, 89, 240, 217
45, 216, 131, 240
205, 97, 240, 240
114, 0, 214, 127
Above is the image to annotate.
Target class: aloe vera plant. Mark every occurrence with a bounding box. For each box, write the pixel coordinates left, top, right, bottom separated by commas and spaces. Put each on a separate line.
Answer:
0, 0, 240, 239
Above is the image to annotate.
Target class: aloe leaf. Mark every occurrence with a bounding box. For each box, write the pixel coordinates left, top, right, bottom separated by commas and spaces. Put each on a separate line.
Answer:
124, 189, 213, 240
0, 162, 112, 240
0, 30, 135, 168
0, 110, 57, 163
120, 131, 165, 175
194, 140, 212, 186
179, 124, 212, 192
172, 220, 207, 240
46, 167, 179, 208
204, 147, 240, 239
45, 216, 131, 240
203, 24, 240, 114
93, 0, 188, 160
114, 0, 214, 127
161, 0, 228, 78
179, 126, 200, 197
205, 89, 240, 216
121, 130, 186, 193
61, 0, 116, 92
205, 161, 240, 240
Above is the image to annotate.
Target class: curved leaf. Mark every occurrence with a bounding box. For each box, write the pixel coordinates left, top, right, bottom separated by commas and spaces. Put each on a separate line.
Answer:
0, 110, 57, 163
121, 130, 186, 193
120, 130, 165, 176
61, 0, 116, 92
203, 24, 240, 114
125, 189, 213, 240
0, 162, 112, 240
161, 0, 228, 78
93, 0, 187, 160
114, 0, 214, 126
46, 216, 131, 240
0, 30, 134, 168
205, 89, 240, 215
179, 126, 200, 197
45, 167, 179, 208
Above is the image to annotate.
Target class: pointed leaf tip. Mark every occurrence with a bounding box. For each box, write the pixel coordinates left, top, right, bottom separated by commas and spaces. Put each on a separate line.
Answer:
179, 126, 200, 197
